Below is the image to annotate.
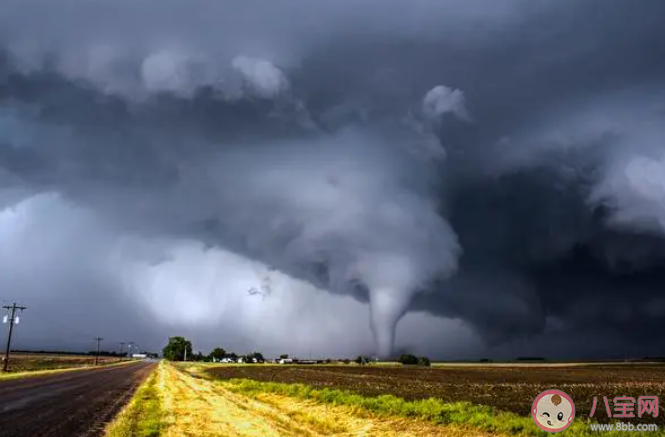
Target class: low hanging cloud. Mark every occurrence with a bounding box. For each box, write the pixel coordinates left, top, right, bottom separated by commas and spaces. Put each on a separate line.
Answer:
1, 0, 665, 359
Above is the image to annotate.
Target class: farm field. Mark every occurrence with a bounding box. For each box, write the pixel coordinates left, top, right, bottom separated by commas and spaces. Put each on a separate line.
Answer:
206, 363, 665, 427
133, 363, 499, 437
3, 353, 126, 374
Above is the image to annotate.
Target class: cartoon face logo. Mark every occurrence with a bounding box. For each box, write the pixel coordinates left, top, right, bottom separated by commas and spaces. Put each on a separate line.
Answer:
532, 389, 575, 433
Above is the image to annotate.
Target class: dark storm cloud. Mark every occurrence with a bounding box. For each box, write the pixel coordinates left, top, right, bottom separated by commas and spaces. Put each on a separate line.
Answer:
1, 0, 665, 358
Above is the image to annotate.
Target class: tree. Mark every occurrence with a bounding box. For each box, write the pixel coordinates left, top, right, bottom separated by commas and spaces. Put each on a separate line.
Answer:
279, 354, 289, 360
355, 355, 370, 365
241, 352, 265, 363
162, 336, 193, 361
227, 352, 238, 361
209, 347, 227, 361
418, 356, 431, 367
250, 352, 265, 362
192, 351, 205, 362
398, 354, 418, 365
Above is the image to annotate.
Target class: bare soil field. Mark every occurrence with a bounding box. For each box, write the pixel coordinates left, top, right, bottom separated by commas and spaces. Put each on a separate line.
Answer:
207, 364, 665, 426
0, 361, 155, 437
4, 353, 124, 373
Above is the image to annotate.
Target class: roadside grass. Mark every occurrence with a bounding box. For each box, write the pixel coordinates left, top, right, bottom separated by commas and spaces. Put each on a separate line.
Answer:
0, 359, 138, 381
105, 363, 165, 437
223, 378, 662, 437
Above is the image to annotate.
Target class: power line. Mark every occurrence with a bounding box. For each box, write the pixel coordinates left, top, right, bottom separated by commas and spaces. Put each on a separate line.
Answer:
25, 306, 130, 353
93, 337, 104, 366
3, 302, 27, 372
127, 341, 137, 358
3, 304, 144, 360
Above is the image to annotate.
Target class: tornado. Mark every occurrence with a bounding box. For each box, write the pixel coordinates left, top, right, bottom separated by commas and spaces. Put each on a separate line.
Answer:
369, 288, 410, 358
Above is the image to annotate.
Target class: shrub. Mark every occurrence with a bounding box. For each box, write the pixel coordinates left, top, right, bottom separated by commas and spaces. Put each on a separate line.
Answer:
355, 355, 370, 365
418, 356, 431, 366
398, 354, 418, 365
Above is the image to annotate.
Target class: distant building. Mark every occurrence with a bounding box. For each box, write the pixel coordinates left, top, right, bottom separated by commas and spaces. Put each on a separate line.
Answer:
132, 353, 147, 359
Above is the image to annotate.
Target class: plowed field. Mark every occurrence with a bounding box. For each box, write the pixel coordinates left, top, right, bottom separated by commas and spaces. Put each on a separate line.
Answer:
207, 364, 665, 425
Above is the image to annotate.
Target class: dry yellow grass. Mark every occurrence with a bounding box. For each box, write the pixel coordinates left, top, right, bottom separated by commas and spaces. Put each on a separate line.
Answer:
160, 364, 498, 437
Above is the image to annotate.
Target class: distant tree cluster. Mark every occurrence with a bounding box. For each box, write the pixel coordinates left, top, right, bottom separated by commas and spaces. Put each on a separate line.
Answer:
398, 354, 431, 366
209, 347, 227, 361
418, 356, 431, 366
249, 352, 266, 363
87, 351, 128, 357
355, 355, 371, 365
162, 337, 265, 363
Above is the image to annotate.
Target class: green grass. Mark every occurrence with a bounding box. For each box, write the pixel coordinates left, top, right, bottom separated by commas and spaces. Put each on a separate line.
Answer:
105, 366, 164, 437
223, 379, 664, 437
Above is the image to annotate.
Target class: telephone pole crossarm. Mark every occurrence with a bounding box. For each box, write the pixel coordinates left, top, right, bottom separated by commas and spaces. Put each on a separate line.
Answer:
3, 302, 27, 372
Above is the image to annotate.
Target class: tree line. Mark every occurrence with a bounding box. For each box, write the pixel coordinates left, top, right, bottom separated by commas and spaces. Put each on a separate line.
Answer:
162, 337, 431, 366
162, 336, 265, 362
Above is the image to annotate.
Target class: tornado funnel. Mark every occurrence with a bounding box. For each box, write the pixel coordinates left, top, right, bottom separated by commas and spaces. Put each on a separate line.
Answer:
369, 289, 409, 359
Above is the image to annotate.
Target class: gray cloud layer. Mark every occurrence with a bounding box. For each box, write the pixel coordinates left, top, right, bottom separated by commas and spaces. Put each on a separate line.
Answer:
1, 0, 664, 358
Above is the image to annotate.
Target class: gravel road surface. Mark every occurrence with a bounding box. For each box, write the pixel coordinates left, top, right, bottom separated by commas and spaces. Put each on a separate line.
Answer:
0, 362, 156, 437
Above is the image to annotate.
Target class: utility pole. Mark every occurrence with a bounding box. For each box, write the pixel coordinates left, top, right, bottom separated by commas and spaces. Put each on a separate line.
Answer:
120, 342, 125, 356
2, 302, 26, 372
93, 337, 104, 365
183, 346, 188, 362
128, 342, 134, 359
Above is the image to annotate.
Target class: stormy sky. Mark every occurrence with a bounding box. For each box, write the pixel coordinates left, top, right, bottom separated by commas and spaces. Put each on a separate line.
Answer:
1, 0, 665, 359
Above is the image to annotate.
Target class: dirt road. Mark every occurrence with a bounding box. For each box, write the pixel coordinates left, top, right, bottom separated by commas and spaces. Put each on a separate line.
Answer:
0, 361, 155, 437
